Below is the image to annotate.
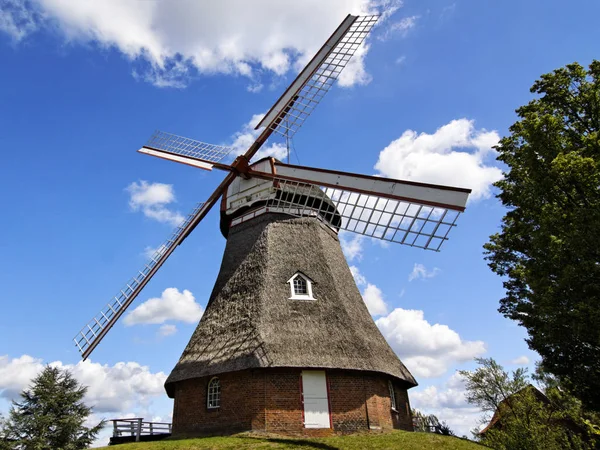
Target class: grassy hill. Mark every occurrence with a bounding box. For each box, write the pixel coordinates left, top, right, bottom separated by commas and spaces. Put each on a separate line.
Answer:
99, 431, 486, 449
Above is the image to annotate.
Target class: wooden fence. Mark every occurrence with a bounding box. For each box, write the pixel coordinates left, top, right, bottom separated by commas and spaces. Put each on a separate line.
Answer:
111, 418, 172, 443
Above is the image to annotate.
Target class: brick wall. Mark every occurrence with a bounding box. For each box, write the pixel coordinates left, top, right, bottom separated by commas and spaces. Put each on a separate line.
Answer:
171, 368, 413, 437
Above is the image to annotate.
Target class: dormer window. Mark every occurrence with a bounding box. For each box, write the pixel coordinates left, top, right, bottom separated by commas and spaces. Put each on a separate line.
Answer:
287, 272, 315, 300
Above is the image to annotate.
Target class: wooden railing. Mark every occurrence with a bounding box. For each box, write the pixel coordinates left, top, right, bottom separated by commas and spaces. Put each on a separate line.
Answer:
111, 418, 172, 442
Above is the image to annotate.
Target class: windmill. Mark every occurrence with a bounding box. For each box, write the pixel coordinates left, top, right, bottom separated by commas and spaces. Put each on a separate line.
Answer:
74, 14, 471, 435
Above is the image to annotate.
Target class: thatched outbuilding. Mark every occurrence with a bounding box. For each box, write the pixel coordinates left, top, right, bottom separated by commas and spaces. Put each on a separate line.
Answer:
166, 198, 417, 436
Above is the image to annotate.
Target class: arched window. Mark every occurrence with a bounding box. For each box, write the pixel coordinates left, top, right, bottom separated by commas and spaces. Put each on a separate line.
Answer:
388, 380, 397, 411
287, 272, 315, 300
207, 377, 220, 409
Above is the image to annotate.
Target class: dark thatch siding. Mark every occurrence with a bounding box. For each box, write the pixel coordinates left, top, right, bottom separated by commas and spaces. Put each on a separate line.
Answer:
165, 213, 416, 397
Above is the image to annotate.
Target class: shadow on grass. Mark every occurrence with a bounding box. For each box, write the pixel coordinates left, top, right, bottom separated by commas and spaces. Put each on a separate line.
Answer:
234, 435, 339, 449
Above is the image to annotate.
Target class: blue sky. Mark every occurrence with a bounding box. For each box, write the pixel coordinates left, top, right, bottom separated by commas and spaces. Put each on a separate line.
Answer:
1, 0, 598, 440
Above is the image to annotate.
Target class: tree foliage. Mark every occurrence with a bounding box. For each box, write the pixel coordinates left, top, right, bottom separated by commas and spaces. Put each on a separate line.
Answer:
484, 61, 600, 411
0, 366, 104, 450
412, 409, 455, 436
460, 358, 600, 450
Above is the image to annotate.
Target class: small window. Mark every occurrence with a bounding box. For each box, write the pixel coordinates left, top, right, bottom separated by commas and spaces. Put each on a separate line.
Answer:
287, 272, 315, 300
207, 377, 220, 409
388, 380, 397, 411
294, 277, 308, 295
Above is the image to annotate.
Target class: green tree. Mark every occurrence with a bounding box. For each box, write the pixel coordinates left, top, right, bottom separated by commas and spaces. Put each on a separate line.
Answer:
1, 366, 104, 450
460, 358, 599, 450
484, 61, 600, 411
412, 409, 455, 435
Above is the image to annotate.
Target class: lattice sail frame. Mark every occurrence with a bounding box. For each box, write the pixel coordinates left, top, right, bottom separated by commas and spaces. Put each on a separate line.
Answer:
74, 202, 206, 356
266, 15, 379, 139
144, 131, 233, 164
266, 178, 461, 251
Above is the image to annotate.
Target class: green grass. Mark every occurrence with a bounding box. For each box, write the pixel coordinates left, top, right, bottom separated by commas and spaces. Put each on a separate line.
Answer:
99, 431, 486, 449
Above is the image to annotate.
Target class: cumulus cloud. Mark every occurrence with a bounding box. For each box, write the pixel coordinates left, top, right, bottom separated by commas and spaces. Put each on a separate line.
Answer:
411, 372, 481, 437
124, 288, 203, 325
1, 1, 401, 88
508, 355, 530, 365
375, 119, 502, 202
126, 181, 184, 227
349, 265, 389, 316
337, 42, 372, 87
0, 355, 167, 413
0, 355, 45, 400
158, 324, 177, 337
339, 232, 365, 261
230, 114, 288, 161
408, 263, 440, 281
362, 283, 388, 316
378, 15, 419, 40
376, 308, 486, 378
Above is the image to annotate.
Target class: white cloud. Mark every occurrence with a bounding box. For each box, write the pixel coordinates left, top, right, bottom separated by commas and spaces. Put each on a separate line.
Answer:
362, 283, 388, 316
126, 181, 184, 227
508, 355, 530, 365
411, 372, 482, 437
2, 1, 403, 88
339, 232, 365, 261
375, 119, 502, 202
349, 265, 367, 287
124, 288, 203, 325
349, 266, 388, 316
395, 55, 406, 65
376, 308, 486, 378
158, 324, 177, 337
412, 372, 469, 410
378, 15, 419, 40
143, 244, 168, 260
230, 113, 289, 161
408, 263, 440, 281
337, 42, 372, 87
0, 355, 45, 399
0, 355, 167, 413
0, 0, 38, 42
246, 82, 264, 93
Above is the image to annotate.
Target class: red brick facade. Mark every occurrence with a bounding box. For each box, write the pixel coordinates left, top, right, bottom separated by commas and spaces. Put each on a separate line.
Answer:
171, 368, 413, 437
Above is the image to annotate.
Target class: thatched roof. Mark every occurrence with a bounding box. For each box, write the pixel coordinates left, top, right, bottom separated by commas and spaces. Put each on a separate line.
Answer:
165, 213, 417, 397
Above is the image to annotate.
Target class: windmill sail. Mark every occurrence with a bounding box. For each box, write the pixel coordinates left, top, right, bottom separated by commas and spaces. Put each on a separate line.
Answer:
74, 201, 210, 359
256, 15, 378, 138
246, 162, 471, 251
140, 131, 234, 171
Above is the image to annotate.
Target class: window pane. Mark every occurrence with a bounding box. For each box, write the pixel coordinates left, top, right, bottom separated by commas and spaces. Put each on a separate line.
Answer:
207, 378, 220, 409
293, 277, 308, 295
388, 380, 396, 410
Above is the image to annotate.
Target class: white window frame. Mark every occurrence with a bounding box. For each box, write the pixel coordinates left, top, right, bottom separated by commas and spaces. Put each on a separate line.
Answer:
207, 377, 220, 409
287, 272, 316, 300
388, 380, 398, 411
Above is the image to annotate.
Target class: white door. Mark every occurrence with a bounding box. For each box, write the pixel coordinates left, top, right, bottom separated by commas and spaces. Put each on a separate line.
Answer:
302, 370, 330, 428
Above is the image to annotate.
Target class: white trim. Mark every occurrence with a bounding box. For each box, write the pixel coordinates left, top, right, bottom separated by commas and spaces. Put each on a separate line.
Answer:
287, 272, 315, 301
